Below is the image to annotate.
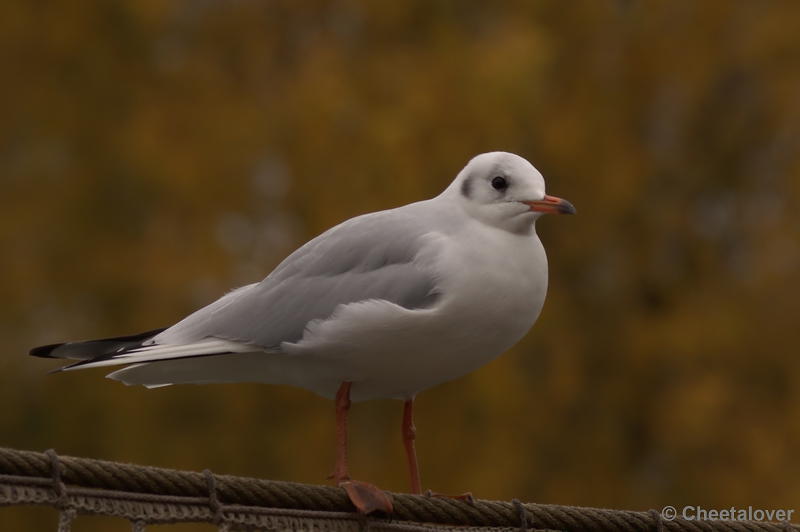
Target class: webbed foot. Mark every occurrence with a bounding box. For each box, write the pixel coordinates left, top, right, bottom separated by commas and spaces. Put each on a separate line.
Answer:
341, 479, 393, 515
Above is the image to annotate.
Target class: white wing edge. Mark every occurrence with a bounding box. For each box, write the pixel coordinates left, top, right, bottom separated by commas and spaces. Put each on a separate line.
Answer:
62, 338, 260, 371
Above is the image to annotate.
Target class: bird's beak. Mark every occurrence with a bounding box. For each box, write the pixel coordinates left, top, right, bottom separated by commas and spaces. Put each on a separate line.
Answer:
522, 195, 576, 215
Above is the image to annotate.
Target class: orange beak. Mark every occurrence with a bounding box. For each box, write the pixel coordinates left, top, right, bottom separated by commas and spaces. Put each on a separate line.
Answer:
522, 195, 576, 215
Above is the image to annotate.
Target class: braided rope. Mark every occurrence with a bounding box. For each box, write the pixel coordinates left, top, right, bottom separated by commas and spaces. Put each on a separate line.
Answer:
0, 447, 796, 532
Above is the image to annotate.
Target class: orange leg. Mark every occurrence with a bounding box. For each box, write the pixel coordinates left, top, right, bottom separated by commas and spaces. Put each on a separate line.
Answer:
330, 382, 393, 515
402, 398, 422, 495
407, 396, 474, 504
331, 381, 353, 484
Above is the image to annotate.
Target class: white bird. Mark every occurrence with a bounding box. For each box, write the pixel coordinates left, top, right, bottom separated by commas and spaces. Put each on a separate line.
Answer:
31, 151, 575, 514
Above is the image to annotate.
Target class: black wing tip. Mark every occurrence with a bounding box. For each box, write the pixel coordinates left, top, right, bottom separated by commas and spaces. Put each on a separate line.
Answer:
29, 343, 66, 359
28, 327, 169, 362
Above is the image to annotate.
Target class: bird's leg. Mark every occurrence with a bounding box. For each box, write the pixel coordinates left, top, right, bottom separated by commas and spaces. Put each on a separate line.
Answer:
330, 381, 393, 516
402, 398, 422, 495
401, 397, 472, 503
331, 381, 352, 484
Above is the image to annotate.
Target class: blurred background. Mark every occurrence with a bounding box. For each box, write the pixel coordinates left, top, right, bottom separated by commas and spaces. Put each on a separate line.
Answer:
2, 0, 800, 529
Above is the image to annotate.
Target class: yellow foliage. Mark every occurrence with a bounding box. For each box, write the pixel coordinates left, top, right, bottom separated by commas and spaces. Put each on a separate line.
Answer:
2, 1, 800, 529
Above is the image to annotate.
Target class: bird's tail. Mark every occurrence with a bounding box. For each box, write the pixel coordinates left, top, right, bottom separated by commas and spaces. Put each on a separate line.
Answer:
29, 328, 168, 368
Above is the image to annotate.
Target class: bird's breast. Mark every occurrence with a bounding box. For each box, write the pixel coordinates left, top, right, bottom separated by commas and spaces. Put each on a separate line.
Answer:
427, 224, 549, 356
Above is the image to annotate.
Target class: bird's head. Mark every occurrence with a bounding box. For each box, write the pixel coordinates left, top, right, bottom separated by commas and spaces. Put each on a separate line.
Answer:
447, 152, 575, 234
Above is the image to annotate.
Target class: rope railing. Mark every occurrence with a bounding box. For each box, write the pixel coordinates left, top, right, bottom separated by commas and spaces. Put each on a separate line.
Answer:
0, 447, 795, 532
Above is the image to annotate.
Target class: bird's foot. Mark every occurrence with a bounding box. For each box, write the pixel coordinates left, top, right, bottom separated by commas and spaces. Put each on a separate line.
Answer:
340, 479, 393, 516
425, 489, 475, 505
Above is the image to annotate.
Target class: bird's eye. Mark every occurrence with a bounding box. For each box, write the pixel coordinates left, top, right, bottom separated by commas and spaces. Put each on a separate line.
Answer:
491, 176, 507, 190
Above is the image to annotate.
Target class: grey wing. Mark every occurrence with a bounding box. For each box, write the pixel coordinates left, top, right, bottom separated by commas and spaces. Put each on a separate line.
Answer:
154, 206, 441, 349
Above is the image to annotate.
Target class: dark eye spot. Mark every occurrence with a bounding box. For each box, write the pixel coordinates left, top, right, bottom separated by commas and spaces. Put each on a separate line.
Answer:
491, 176, 507, 190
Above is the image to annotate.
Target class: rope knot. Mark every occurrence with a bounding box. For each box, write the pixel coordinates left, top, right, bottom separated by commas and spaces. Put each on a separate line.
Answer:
204, 469, 228, 531
46, 449, 70, 509
512, 499, 530, 532
648, 508, 664, 532
47, 449, 78, 532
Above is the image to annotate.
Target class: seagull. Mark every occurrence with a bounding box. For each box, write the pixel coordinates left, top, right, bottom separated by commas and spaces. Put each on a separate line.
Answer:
31, 151, 575, 515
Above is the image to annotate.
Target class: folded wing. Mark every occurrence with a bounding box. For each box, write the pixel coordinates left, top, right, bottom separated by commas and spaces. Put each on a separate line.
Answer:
35, 205, 443, 371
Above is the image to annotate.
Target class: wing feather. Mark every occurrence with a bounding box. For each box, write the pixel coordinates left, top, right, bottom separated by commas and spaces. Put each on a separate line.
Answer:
154, 203, 442, 349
